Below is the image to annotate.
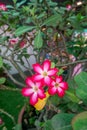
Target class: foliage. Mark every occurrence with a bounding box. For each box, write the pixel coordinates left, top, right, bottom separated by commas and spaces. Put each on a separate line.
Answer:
0, 0, 87, 130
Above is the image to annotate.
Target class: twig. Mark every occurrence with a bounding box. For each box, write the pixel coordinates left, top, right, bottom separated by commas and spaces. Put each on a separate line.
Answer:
3, 66, 25, 87
56, 59, 87, 67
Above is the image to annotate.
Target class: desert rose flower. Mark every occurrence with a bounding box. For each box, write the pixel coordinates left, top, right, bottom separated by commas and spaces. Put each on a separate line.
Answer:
22, 77, 46, 105
48, 75, 68, 97
0, 3, 7, 11
33, 60, 58, 86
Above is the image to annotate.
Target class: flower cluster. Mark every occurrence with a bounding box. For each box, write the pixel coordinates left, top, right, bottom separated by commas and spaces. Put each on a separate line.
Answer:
22, 60, 68, 107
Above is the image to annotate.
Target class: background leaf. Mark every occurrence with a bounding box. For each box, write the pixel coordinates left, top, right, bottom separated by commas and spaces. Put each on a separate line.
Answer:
15, 26, 35, 36
34, 30, 43, 49
74, 72, 87, 105
72, 111, 87, 130
0, 57, 3, 68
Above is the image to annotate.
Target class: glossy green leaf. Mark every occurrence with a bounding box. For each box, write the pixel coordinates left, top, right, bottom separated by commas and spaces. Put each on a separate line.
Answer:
15, 26, 35, 36
34, 30, 43, 49
72, 111, 87, 130
0, 77, 6, 84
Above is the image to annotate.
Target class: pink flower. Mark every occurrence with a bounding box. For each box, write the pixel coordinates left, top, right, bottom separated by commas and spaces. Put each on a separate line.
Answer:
66, 4, 72, 11
9, 38, 18, 46
48, 76, 68, 97
0, 117, 3, 125
22, 77, 46, 105
0, 3, 7, 11
32, 60, 58, 86
20, 40, 26, 48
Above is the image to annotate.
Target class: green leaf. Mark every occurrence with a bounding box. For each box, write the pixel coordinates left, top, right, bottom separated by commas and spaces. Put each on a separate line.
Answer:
72, 111, 87, 130
44, 120, 54, 130
43, 14, 62, 26
34, 30, 43, 49
15, 26, 35, 36
51, 62, 55, 68
51, 113, 74, 130
16, 0, 27, 8
58, 68, 64, 75
14, 124, 22, 130
0, 57, 3, 68
0, 77, 6, 84
65, 91, 80, 103
74, 72, 87, 104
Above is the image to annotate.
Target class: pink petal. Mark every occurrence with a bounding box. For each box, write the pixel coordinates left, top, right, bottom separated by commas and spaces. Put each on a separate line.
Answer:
48, 68, 58, 76
42, 60, 51, 71
57, 87, 65, 97
30, 93, 38, 105
56, 76, 63, 83
38, 89, 46, 99
33, 74, 43, 81
36, 81, 44, 88
59, 82, 68, 90
48, 87, 56, 95
22, 88, 33, 96
44, 76, 51, 85
33, 63, 43, 73
25, 77, 34, 87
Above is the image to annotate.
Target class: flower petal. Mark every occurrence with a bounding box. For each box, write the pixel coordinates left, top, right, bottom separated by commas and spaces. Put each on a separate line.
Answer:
56, 76, 63, 83
42, 60, 51, 71
34, 91, 50, 111
33, 74, 43, 81
26, 77, 34, 87
59, 82, 68, 90
48, 87, 56, 95
57, 87, 65, 97
38, 89, 46, 99
30, 93, 38, 105
33, 63, 43, 73
22, 88, 33, 97
44, 76, 51, 85
48, 68, 58, 76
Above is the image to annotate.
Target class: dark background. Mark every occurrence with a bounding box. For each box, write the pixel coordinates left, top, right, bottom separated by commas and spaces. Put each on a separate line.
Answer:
0, 0, 72, 5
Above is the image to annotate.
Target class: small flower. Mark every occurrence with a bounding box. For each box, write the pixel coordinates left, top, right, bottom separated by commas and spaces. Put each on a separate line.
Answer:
22, 77, 46, 105
20, 40, 26, 48
66, 4, 72, 11
9, 38, 18, 46
0, 117, 3, 125
33, 60, 58, 86
0, 3, 7, 11
48, 76, 68, 97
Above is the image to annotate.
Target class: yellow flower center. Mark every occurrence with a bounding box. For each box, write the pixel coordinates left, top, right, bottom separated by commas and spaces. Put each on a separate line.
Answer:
55, 83, 59, 88
42, 71, 48, 77
33, 86, 38, 92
